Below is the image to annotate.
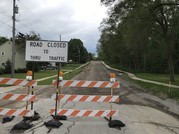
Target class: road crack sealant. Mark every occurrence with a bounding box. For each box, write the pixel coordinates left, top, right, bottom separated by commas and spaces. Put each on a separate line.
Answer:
25, 115, 51, 133
62, 101, 76, 134
128, 121, 179, 134
64, 121, 76, 134
148, 122, 179, 134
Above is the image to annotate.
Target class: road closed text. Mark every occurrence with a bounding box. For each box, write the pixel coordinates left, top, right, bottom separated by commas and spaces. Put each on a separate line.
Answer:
26, 40, 68, 62
30, 55, 41, 60
29, 41, 67, 48
49, 56, 65, 61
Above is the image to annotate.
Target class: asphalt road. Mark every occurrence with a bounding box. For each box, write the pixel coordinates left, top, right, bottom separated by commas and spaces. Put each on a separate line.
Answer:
0, 61, 179, 134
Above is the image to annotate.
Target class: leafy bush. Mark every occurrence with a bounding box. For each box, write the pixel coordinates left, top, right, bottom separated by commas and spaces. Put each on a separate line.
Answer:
0, 68, 4, 75
4, 60, 11, 73
26, 62, 39, 72
15, 68, 27, 73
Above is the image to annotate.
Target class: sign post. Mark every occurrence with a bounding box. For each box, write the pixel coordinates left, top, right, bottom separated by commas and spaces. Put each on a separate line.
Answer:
25, 40, 68, 128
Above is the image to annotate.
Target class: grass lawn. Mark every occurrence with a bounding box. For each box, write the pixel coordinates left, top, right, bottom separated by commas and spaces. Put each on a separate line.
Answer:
0, 63, 89, 86
62, 64, 83, 70
0, 64, 83, 79
0, 70, 58, 79
105, 61, 179, 86
135, 73, 179, 86
120, 74, 179, 100
135, 80, 179, 100
38, 67, 84, 85
105, 61, 179, 100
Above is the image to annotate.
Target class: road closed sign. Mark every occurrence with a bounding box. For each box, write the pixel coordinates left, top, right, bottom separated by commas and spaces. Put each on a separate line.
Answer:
25, 40, 68, 62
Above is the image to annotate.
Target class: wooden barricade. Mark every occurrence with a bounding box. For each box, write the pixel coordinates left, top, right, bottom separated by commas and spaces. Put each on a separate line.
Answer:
51, 80, 120, 118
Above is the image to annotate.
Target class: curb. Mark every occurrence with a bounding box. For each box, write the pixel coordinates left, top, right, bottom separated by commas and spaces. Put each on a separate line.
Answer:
102, 61, 179, 89
36, 62, 90, 82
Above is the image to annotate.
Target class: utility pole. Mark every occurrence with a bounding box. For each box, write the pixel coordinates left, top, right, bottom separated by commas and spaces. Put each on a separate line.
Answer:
78, 49, 80, 64
11, 0, 18, 78
59, 35, 61, 41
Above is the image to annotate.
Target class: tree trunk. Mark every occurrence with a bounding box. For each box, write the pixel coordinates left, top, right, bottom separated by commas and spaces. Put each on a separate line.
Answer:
132, 56, 137, 70
136, 56, 140, 71
168, 55, 175, 82
143, 53, 147, 72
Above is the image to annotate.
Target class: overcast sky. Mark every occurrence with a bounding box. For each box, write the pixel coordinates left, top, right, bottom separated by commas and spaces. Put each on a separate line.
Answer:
0, 0, 107, 53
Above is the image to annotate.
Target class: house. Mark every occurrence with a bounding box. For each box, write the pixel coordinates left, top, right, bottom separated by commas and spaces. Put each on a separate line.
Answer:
0, 41, 26, 69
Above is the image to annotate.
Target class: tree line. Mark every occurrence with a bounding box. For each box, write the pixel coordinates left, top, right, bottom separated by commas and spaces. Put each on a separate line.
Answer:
97, 0, 179, 82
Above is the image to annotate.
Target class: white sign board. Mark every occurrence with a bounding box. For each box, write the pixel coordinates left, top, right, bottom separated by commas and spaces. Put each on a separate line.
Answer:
25, 40, 68, 62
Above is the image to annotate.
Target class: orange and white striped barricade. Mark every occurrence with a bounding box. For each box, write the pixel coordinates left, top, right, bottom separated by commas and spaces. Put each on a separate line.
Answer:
0, 108, 34, 117
0, 93, 36, 102
0, 93, 36, 118
0, 76, 37, 113
50, 109, 118, 117
52, 94, 120, 103
0, 77, 37, 86
0, 92, 35, 124
50, 76, 120, 127
52, 80, 120, 88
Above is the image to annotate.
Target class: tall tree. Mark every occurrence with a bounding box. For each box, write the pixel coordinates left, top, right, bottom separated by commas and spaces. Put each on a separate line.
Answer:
68, 39, 88, 63
16, 31, 41, 50
0, 36, 9, 45
99, 0, 179, 82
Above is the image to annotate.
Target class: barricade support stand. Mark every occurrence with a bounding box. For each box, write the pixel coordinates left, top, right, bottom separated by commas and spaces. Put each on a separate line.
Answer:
23, 69, 40, 121
107, 73, 125, 129
44, 63, 63, 128
50, 73, 123, 128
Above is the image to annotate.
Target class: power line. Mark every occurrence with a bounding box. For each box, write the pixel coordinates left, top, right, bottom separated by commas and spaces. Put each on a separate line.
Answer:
0, 9, 12, 19
14, 1, 50, 40
18, 0, 34, 15
0, 13, 11, 19
0, 19, 11, 26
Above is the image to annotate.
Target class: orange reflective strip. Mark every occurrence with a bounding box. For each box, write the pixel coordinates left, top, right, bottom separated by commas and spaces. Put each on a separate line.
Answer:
50, 109, 55, 114
58, 94, 65, 100
68, 95, 77, 101
0, 108, 3, 112
79, 95, 88, 101
16, 94, 26, 101
107, 111, 116, 116
13, 79, 23, 85
53, 81, 58, 86
76, 81, 85, 87
71, 110, 80, 116
29, 96, 36, 102
59, 110, 68, 115
116, 97, 120, 102
83, 111, 92, 116
88, 81, 97, 87
19, 110, 29, 116
6, 109, 16, 116
95, 111, 104, 117
64, 81, 73, 87
112, 82, 119, 88
100, 82, 109, 88
0, 78, 11, 84
26, 80, 36, 86
91, 96, 100, 102
103, 96, 112, 102
2, 94, 13, 100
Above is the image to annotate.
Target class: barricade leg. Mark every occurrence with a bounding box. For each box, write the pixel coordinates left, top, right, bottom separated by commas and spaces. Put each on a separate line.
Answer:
44, 63, 63, 128
24, 70, 40, 121
108, 73, 125, 128
25, 86, 30, 110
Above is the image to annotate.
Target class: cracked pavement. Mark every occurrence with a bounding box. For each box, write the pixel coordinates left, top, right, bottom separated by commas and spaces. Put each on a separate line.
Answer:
0, 61, 179, 134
